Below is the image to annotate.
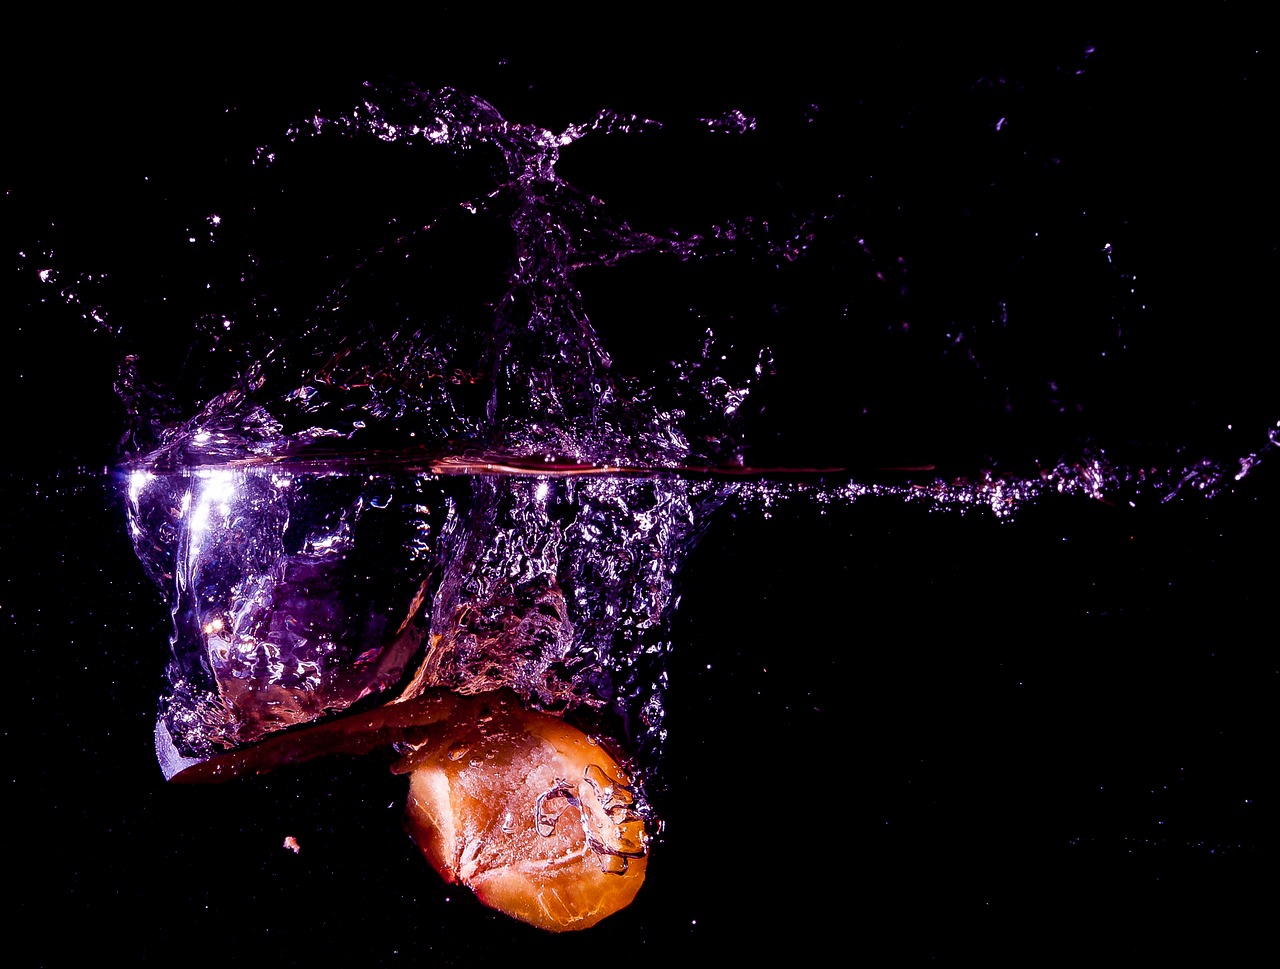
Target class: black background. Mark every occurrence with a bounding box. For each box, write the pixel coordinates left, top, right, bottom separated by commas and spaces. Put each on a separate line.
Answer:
5, 11, 1275, 965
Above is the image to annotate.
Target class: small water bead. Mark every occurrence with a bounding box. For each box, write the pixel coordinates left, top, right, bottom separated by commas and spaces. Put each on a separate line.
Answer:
535, 783, 577, 837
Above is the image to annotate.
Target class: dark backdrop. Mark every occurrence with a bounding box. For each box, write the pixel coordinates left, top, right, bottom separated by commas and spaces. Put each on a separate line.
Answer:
5, 13, 1274, 965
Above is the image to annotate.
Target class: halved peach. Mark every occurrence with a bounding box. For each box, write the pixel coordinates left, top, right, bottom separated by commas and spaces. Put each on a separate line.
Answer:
399, 702, 649, 932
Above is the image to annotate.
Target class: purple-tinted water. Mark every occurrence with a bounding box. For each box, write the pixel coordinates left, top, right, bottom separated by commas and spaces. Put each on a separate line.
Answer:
6, 26, 1274, 962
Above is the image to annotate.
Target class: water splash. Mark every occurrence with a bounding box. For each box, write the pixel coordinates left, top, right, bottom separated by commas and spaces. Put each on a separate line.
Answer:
111, 82, 1272, 822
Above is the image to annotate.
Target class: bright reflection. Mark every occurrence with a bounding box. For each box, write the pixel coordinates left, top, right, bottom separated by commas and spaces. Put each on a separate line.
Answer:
188, 469, 238, 556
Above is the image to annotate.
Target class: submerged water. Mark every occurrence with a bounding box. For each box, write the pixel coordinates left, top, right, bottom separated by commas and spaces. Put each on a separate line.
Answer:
7, 35, 1275, 960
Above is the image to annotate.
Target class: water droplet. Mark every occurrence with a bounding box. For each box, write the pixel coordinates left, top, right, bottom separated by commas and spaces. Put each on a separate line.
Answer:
598, 853, 629, 874
535, 783, 577, 837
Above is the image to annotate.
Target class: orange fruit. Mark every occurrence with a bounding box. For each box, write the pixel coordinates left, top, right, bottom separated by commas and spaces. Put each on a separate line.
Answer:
401, 703, 649, 931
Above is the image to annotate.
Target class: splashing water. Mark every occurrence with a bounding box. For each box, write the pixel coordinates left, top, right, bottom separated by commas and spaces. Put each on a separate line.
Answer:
99, 80, 1273, 879
117, 86, 774, 794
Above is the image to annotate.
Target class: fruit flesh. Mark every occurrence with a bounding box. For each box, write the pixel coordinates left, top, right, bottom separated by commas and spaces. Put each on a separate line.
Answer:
398, 697, 649, 932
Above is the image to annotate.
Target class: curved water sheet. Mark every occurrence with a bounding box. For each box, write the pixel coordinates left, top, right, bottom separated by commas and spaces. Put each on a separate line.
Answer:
115, 82, 1275, 931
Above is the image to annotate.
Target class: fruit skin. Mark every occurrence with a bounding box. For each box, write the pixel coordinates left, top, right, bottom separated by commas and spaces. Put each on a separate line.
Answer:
400, 702, 649, 932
